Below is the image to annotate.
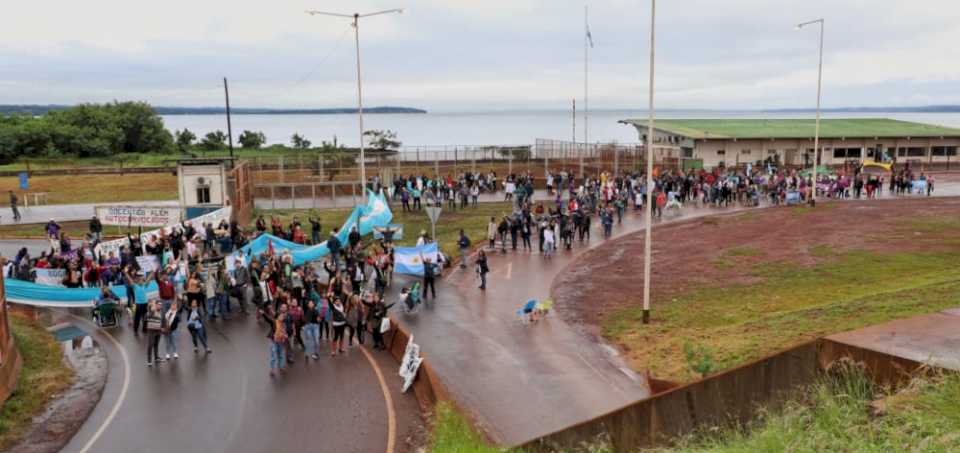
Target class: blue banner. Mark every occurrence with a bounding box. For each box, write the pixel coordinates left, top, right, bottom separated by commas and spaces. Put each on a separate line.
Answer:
5, 279, 158, 308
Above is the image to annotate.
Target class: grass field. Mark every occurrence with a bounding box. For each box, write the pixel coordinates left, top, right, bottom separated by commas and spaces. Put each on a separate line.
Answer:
0, 173, 177, 205
662, 365, 960, 452
604, 214, 960, 382
622, 118, 960, 139
254, 202, 513, 258
0, 313, 73, 450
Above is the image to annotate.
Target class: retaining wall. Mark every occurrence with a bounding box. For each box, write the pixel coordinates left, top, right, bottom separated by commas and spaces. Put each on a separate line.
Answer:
521, 337, 936, 452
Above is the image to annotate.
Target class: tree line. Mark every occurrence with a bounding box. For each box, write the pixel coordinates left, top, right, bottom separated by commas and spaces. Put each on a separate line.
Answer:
0, 101, 175, 163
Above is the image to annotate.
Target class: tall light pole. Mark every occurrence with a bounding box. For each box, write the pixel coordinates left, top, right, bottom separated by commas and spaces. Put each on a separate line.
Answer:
642, 0, 656, 325
796, 18, 824, 206
306, 8, 404, 194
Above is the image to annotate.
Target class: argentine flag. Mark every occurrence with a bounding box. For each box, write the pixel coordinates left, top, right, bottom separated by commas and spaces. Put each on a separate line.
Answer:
395, 242, 439, 277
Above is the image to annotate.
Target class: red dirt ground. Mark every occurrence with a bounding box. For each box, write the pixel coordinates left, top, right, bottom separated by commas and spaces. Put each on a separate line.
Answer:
553, 196, 960, 344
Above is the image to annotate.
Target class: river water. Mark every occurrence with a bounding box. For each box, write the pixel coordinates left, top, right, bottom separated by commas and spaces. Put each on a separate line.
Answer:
161, 110, 960, 148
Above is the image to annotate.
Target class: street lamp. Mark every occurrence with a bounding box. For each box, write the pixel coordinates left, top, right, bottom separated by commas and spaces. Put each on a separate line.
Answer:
642, 0, 656, 325
796, 18, 824, 206
306, 8, 404, 194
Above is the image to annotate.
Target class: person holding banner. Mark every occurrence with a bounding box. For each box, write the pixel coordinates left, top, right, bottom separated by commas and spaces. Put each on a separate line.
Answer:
163, 300, 181, 361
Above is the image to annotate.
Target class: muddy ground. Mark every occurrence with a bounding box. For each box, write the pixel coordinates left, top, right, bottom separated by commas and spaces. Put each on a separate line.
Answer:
553, 196, 960, 374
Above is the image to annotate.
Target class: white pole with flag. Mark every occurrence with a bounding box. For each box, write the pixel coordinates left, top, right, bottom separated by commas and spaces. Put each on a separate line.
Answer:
642, 0, 656, 325
582, 5, 595, 179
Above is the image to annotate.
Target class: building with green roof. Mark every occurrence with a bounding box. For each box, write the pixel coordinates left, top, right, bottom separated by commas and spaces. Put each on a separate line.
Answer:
619, 118, 960, 169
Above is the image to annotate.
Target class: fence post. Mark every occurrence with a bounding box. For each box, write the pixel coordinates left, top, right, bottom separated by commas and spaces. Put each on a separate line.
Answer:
271, 185, 275, 210
434, 153, 439, 179
352, 182, 357, 205
331, 183, 336, 207
291, 185, 296, 210
454, 147, 459, 176
318, 154, 324, 181
508, 151, 513, 175
614, 144, 620, 175
312, 184, 316, 209
279, 156, 285, 183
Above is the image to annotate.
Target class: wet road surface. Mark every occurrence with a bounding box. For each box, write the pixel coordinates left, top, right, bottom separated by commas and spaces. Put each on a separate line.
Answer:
53, 306, 416, 453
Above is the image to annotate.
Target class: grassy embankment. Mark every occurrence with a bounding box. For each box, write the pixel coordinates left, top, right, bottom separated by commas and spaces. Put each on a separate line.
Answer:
254, 202, 513, 258
0, 173, 177, 205
662, 364, 960, 452
0, 313, 73, 450
605, 215, 960, 382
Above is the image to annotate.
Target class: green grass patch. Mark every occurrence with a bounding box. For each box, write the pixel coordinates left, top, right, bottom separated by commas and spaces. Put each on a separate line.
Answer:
663, 364, 960, 452
256, 202, 513, 258
807, 244, 835, 259
431, 402, 519, 453
606, 248, 960, 382
0, 313, 73, 450
722, 246, 764, 258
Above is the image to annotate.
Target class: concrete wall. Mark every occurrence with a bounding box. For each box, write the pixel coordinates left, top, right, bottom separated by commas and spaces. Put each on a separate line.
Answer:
522, 337, 935, 452
523, 342, 820, 452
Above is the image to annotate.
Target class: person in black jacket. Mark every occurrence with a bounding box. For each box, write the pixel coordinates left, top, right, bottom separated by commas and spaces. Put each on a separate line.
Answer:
421, 257, 437, 299
363, 294, 394, 350
457, 229, 471, 268
476, 250, 489, 291
326, 229, 342, 269
89, 216, 103, 243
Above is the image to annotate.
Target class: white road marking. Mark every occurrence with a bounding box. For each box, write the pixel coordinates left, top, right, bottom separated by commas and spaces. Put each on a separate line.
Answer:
67, 313, 130, 453
359, 346, 397, 453
505, 263, 512, 280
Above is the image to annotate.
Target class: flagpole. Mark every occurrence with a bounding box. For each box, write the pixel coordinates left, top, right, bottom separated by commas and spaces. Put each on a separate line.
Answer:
582, 4, 589, 180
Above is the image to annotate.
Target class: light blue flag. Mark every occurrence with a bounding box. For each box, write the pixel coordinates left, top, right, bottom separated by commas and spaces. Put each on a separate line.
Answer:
394, 242, 439, 277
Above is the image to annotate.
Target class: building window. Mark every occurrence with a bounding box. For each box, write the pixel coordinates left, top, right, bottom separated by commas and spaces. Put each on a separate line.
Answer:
741, 149, 751, 155
905, 147, 926, 157
932, 146, 958, 156
833, 149, 846, 159
833, 148, 862, 159
717, 150, 726, 156
196, 186, 211, 204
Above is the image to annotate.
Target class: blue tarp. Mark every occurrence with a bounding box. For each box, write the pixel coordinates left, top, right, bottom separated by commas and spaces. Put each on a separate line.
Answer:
232, 189, 393, 266
5, 279, 158, 308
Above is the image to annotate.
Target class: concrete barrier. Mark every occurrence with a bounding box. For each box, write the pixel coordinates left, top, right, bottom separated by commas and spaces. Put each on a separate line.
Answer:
0, 275, 24, 405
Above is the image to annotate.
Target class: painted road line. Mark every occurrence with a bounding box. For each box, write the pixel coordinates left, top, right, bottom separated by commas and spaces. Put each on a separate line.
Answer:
359, 346, 397, 453
67, 313, 131, 453
505, 263, 512, 280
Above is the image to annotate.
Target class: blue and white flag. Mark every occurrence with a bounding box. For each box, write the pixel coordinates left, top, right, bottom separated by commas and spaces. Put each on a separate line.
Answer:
394, 242, 439, 277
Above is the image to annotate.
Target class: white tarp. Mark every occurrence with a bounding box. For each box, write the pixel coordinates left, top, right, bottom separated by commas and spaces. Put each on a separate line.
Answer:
96, 205, 181, 227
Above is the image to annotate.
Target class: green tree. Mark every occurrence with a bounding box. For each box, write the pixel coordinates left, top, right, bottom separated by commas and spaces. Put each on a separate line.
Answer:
200, 130, 228, 150
291, 133, 312, 150
238, 130, 267, 149
175, 129, 197, 152
363, 129, 401, 151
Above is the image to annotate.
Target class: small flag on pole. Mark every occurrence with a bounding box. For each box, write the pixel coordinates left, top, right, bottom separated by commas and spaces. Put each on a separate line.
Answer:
586, 26, 595, 48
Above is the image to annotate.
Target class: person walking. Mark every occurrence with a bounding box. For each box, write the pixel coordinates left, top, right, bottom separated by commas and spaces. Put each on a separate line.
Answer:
186, 299, 211, 354
329, 297, 347, 356
268, 309, 288, 376
163, 300, 181, 361
476, 249, 489, 290
8, 191, 20, 223
457, 229, 471, 269
421, 257, 437, 299
303, 299, 321, 360
487, 217, 498, 250
145, 302, 164, 366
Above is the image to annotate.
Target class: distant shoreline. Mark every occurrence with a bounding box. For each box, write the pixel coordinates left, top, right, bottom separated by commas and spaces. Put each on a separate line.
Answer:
0, 105, 428, 116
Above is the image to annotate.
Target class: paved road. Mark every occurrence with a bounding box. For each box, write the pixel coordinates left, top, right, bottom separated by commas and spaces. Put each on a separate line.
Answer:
50, 306, 419, 453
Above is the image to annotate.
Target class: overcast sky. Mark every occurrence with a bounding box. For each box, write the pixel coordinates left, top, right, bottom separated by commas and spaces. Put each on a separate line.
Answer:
1, 0, 958, 111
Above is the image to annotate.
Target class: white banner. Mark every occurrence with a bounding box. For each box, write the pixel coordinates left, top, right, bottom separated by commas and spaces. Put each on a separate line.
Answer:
399, 334, 423, 393
95, 206, 232, 259
34, 268, 66, 287
136, 255, 161, 274
96, 205, 180, 227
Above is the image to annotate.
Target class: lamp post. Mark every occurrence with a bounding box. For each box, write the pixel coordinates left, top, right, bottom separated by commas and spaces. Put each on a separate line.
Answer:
642, 0, 656, 325
306, 8, 404, 195
796, 18, 824, 206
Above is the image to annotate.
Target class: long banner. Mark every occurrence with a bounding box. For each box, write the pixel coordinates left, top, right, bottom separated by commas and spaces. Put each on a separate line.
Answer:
95, 205, 180, 227
94, 206, 232, 259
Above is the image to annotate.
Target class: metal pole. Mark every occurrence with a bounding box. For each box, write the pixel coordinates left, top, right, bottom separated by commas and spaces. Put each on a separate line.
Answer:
223, 77, 235, 164
812, 20, 823, 206
353, 14, 367, 194
642, 0, 656, 325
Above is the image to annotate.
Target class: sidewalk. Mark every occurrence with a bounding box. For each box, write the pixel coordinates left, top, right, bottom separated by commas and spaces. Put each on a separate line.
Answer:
0, 200, 178, 225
